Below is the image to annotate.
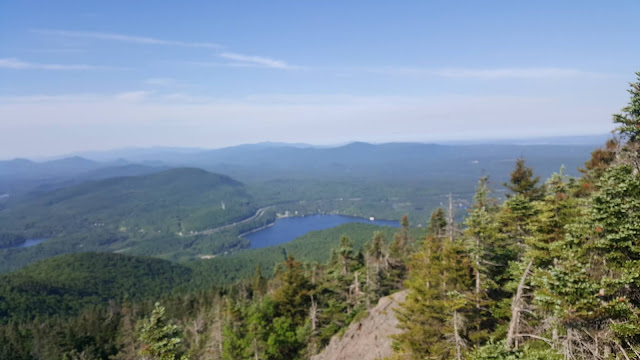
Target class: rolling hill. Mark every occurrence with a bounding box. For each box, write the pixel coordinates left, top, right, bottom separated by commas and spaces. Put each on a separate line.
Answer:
0, 252, 193, 322
0, 222, 408, 322
0, 168, 256, 272
0, 156, 168, 196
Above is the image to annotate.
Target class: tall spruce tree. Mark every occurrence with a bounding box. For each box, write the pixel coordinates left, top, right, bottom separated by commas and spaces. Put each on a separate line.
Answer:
428, 208, 448, 238
390, 215, 412, 257
365, 231, 387, 306
464, 177, 500, 345
139, 303, 189, 360
505, 158, 544, 201
613, 72, 640, 142
394, 223, 472, 359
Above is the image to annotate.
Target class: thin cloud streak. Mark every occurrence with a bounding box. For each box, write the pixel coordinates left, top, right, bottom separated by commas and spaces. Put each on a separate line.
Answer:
0, 58, 109, 70
219, 52, 299, 69
114, 91, 151, 102
364, 66, 602, 79
34, 29, 222, 49
15, 48, 85, 54
434, 67, 589, 79
144, 78, 175, 85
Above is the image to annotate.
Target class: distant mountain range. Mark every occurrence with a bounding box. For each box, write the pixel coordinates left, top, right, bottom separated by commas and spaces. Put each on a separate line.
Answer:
1, 138, 605, 196
0, 157, 167, 196
440, 133, 612, 145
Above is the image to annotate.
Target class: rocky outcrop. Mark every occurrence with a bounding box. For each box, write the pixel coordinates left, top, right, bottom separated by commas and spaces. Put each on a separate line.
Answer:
311, 290, 407, 360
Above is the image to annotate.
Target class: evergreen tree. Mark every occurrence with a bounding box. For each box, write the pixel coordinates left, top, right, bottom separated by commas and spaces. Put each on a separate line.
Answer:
244, 298, 274, 360
464, 177, 500, 345
393, 234, 472, 359
251, 265, 267, 298
139, 302, 189, 360
336, 235, 355, 276
527, 169, 580, 267
427, 208, 448, 238
267, 256, 314, 360
272, 256, 313, 325
390, 215, 412, 257
505, 158, 544, 201
613, 71, 640, 142
365, 231, 387, 306
532, 165, 640, 357
222, 296, 249, 360
588, 166, 640, 344
384, 216, 410, 292
579, 138, 618, 193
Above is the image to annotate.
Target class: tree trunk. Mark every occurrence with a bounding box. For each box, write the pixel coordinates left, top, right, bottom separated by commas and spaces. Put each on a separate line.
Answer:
453, 310, 463, 360
312, 265, 317, 285
366, 257, 371, 309
442, 270, 448, 293
426, 245, 431, 290
253, 338, 259, 360
506, 259, 533, 350
448, 193, 454, 242
475, 237, 481, 309
310, 294, 317, 331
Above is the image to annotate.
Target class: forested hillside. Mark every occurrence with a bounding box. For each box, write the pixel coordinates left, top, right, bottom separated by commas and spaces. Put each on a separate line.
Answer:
0, 253, 192, 322
0, 168, 256, 272
0, 222, 407, 323
0, 157, 167, 196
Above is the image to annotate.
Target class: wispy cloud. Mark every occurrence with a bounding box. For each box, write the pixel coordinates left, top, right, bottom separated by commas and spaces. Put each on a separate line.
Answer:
114, 91, 151, 102
219, 52, 299, 69
144, 77, 175, 86
364, 66, 599, 79
0, 57, 108, 70
15, 48, 85, 54
433, 67, 589, 79
34, 29, 221, 49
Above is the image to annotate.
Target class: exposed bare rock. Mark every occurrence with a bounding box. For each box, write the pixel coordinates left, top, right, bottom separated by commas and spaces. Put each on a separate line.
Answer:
311, 290, 407, 360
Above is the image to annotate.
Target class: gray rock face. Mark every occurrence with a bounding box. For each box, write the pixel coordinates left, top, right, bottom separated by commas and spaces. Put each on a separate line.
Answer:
311, 290, 407, 360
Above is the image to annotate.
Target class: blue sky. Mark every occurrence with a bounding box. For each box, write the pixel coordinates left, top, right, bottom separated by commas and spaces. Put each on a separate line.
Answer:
1, 1, 638, 158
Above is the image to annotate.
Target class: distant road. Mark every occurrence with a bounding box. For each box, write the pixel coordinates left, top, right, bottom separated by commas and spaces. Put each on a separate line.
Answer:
188, 206, 274, 236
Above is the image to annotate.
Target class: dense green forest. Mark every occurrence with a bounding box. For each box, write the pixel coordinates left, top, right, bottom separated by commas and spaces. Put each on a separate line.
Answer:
0, 222, 409, 323
0, 73, 638, 359
0, 253, 192, 323
0, 220, 416, 359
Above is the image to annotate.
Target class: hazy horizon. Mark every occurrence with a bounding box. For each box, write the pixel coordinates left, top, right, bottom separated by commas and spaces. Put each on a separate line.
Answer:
2, 1, 637, 158
0, 132, 612, 162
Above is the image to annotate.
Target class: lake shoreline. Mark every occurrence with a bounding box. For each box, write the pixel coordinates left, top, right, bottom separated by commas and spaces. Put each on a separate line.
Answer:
245, 214, 400, 249
0, 238, 47, 249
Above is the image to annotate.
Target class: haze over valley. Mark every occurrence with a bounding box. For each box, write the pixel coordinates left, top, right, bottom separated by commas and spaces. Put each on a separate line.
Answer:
0, 138, 598, 271
2, 1, 640, 359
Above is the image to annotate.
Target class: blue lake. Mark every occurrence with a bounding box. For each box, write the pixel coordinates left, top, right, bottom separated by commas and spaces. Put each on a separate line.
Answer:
246, 214, 399, 249
1, 238, 46, 249
20, 238, 46, 248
